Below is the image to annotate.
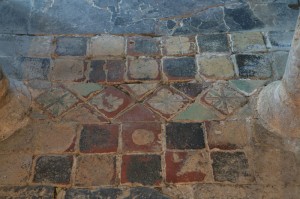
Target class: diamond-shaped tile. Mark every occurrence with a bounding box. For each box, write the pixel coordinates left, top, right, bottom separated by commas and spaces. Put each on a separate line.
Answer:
202, 82, 247, 115
145, 87, 190, 119
89, 87, 133, 118
121, 83, 158, 100
36, 87, 79, 117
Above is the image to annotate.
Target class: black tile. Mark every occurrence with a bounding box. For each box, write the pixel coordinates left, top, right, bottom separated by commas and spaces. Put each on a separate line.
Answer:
166, 123, 205, 149
163, 57, 196, 80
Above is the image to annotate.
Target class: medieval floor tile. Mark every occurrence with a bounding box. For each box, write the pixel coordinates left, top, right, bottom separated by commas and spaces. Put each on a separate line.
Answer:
230, 32, 267, 53
33, 155, 73, 184
74, 155, 117, 186
145, 86, 190, 119
55, 37, 87, 56
163, 57, 197, 81
79, 124, 119, 153
166, 123, 205, 150
88, 35, 125, 57
162, 36, 196, 56
121, 154, 162, 185
165, 151, 211, 183
197, 34, 230, 53
127, 57, 161, 81
127, 37, 161, 56
89, 86, 133, 118
120, 83, 158, 100
171, 82, 204, 99
122, 122, 162, 153
51, 58, 85, 82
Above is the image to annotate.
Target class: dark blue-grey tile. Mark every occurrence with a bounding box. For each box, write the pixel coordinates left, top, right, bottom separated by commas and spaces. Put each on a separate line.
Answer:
267, 31, 294, 50
197, 34, 230, 53
0, 186, 54, 199
29, 0, 112, 34
0, 0, 31, 34
55, 37, 88, 56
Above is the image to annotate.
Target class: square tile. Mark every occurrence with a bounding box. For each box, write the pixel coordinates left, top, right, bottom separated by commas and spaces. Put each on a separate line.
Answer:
75, 155, 117, 186
166, 123, 205, 150
127, 57, 161, 81
55, 37, 87, 56
88, 35, 125, 57
17, 57, 50, 80
127, 37, 161, 56
51, 59, 85, 81
33, 155, 73, 184
211, 151, 253, 183
165, 151, 211, 183
79, 124, 119, 153
145, 87, 190, 119
231, 32, 266, 53
197, 34, 229, 53
162, 36, 196, 56
122, 122, 162, 152
89, 86, 133, 118
121, 154, 162, 185
88, 60, 106, 83
163, 57, 197, 81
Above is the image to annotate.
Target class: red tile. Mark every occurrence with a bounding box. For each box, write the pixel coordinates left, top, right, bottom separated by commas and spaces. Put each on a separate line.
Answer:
122, 123, 162, 153
79, 124, 119, 153
89, 86, 134, 118
165, 151, 211, 183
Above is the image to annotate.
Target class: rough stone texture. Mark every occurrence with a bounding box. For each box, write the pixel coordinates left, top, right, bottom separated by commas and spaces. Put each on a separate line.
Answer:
127, 37, 161, 56
121, 154, 162, 185
198, 55, 235, 80
127, 57, 160, 81
163, 57, 197, 81
197, 34, 230, 53
74, 155, 117, 186
51, 58, 84, 82
266, 31, 294, 50
88, 35, 125, 57
55, 37, 87, 56
0, 154, 32, 185
162, 36, 197, 56
33, 155, 73, 184
231, 32, 267, 53
0, 186, 54, 198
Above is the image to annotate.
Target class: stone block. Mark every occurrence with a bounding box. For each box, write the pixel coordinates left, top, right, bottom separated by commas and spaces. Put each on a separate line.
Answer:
162, 36, 196, 56
55, 37, 88, 56
127, 37, 161, 56
163, 57, 197, 81
51, 58, 84, 81
198, 55, 235, 80
74, 155, 117, 186
17, 57, 51, 80
197, 34, 229, 53
211, 151, 253, 183
0, 154, 32, 185
88, 35, 125, 57
79, 124, 119, 153
127, 57, 160, 81
206, 120, 250, 150
121, 154, 162, 185
266, 31, 293, 50
166, 123, 205, 150
33, 155, 73, 184
231, 32, 267, 53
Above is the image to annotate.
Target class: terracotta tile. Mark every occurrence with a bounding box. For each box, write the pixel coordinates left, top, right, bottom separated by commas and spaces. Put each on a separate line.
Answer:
122, 123, 162, 153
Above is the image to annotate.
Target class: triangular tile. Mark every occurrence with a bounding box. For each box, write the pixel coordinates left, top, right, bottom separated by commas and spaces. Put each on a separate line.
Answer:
229, 80, 267, 96
173, 102, 222, 122
121, 83, 158, 100
66, 82, 104, 98
114, 104, 162, 122
62, 104, 108, 124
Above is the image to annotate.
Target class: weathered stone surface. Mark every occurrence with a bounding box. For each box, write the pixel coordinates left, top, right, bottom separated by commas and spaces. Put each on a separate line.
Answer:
162, 36, 197, 56
235, 54, 272, 79
0, 154, 32, 185
171, 82, 204, 99
127, 57, 160, 81
55, 37, 87, 56
88, 35, 125, 57
125, 187, 170, 199
65, 188, 122, 199
79, 124, 119, 153
122, 122, 162, 152
75, 155, 117, 186
163, 57, 197, 81
36, 87, 78, 117
16, 57, 50, 80
231, 32, 267, 53
198, 55, 235, 80
206, 120, 250, 150
202, 82, 247, 115
120, 83, 158, 100
270, 51, 289, 80
211, 151, 253, 183
266, 31, 293, 50
51, 59, 84, 81
197, 34, 229, 53
33, 155, 73, 184
0, 186, 54, 198
121, 154, 162, 185
165, 151, 212, 183
166, 122, 205, 150
88, 60, 106, 83
89, 86, 133, 118
127, 37, 161, 56
0, 34, 16, 57
65, 82, 103, 98
0, 0, 31, 34
146, 87, 190, 119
